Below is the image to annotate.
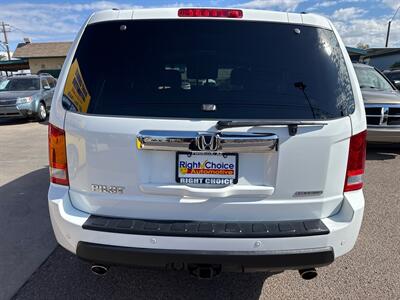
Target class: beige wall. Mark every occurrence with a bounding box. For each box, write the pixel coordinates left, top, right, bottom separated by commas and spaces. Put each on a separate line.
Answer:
28, 57, 65, 74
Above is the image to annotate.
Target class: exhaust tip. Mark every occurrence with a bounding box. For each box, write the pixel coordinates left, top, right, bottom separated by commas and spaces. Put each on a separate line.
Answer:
91, 264, 108, 276
299, 268, 317, 280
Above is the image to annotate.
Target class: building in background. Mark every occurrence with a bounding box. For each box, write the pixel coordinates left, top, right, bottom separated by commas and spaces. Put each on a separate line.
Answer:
346, 47, 367, 63
12, 41, 72, 77
362, 48, 400, 71
0, 50, 30, 76
0, 59, 29, 76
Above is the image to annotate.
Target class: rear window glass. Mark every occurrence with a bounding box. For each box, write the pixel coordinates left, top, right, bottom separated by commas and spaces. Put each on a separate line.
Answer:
63, 20, 354, 119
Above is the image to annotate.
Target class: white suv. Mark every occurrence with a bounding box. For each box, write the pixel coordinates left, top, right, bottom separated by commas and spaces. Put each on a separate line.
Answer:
48, 8, 366, 279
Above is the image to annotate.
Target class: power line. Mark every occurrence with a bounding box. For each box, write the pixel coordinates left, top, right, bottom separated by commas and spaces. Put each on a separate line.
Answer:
8, 24, 27, 34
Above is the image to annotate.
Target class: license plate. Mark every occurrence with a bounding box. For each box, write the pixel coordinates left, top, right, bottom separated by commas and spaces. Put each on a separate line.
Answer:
176, 152, 238, 185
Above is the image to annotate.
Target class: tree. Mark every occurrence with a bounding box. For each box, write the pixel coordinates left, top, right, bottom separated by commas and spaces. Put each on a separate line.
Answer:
0, 54, 5, 61
356, 42, 369, 50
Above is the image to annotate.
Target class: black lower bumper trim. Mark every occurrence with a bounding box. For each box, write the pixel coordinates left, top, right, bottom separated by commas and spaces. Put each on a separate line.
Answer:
83, 216, 329, 238
77, 242, 334, 272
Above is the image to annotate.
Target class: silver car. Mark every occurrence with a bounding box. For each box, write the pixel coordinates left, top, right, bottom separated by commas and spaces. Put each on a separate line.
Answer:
0, 74, 56, 121
354, 63, 400, 143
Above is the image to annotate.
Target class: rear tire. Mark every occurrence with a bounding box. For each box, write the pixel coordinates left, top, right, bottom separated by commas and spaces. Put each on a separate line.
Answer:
36, 102, 47, 122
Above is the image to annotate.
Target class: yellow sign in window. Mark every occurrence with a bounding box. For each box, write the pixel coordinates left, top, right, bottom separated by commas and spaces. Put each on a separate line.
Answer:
64, 59, 91, 113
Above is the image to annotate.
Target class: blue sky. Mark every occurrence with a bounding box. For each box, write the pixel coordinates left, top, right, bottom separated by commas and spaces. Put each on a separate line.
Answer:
0, 0, 399, 55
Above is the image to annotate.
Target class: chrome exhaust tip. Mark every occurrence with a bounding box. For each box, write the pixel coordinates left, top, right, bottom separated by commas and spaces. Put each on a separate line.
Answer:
91, 264, 108, 276
299, 268, 318, 280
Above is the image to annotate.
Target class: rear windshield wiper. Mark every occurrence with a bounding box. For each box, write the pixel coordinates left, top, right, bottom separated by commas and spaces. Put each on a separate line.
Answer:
216, 120, 328, 136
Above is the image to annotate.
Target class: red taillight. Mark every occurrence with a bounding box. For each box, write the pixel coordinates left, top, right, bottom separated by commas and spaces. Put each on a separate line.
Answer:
48, 123, 69, 186
178, 8, 243, 18
344, 130, 367, 192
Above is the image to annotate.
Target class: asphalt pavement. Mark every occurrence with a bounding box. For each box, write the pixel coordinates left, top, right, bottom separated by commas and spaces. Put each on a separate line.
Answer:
0, 119, 57, 300
0, 119, 399, 300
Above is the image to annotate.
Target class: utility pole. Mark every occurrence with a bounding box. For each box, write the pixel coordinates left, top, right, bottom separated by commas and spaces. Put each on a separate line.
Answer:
385, 21, 391, 48
1, 21, 11, 76
1, 22, 11, 60
385, 5, 400, 48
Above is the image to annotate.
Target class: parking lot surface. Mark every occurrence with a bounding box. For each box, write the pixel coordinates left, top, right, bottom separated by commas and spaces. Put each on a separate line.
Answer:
0, 119, 57, 300
0, 119, 399, 299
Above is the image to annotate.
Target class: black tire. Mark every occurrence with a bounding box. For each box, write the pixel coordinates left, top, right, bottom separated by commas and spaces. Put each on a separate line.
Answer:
36, 102, 47, 122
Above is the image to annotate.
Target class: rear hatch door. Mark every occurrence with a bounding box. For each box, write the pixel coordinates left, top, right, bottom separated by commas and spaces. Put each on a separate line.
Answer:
63, 19, 354, 221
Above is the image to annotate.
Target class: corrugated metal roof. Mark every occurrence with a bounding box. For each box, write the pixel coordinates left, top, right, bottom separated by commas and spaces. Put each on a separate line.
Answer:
13, 42, 72, 58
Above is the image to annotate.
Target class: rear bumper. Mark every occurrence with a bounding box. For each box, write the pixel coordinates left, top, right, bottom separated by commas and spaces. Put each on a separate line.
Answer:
48, 185, 364, 271
367, 127, 400, 143
77, 242, 334, 272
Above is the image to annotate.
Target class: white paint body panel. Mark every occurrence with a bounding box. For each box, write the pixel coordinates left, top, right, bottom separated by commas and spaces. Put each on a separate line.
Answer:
49, 184, 364, 258
88, 8, 331, 29
49, 8, 366, 261
64, 114, 351, 221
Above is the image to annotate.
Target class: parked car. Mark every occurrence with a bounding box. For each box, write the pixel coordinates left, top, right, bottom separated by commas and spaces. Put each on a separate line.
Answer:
383, 69, 400, 90
0, 74, 56, 121
354, 63, 400, 143
48, 8, 366, 279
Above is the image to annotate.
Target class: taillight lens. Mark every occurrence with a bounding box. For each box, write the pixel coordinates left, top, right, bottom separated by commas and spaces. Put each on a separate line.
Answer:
344, 130, 367, 192
178, 8, 243, 18
48, 123, 69, 185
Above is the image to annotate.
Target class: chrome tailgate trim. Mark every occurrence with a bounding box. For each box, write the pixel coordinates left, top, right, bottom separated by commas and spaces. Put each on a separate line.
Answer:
136, 130, 278, 152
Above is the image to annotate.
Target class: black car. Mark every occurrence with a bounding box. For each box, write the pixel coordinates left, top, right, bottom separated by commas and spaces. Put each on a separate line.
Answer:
383, 69, 400, 90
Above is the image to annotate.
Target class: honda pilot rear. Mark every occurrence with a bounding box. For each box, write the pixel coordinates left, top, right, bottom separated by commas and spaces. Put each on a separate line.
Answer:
48, 8, 366, 278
